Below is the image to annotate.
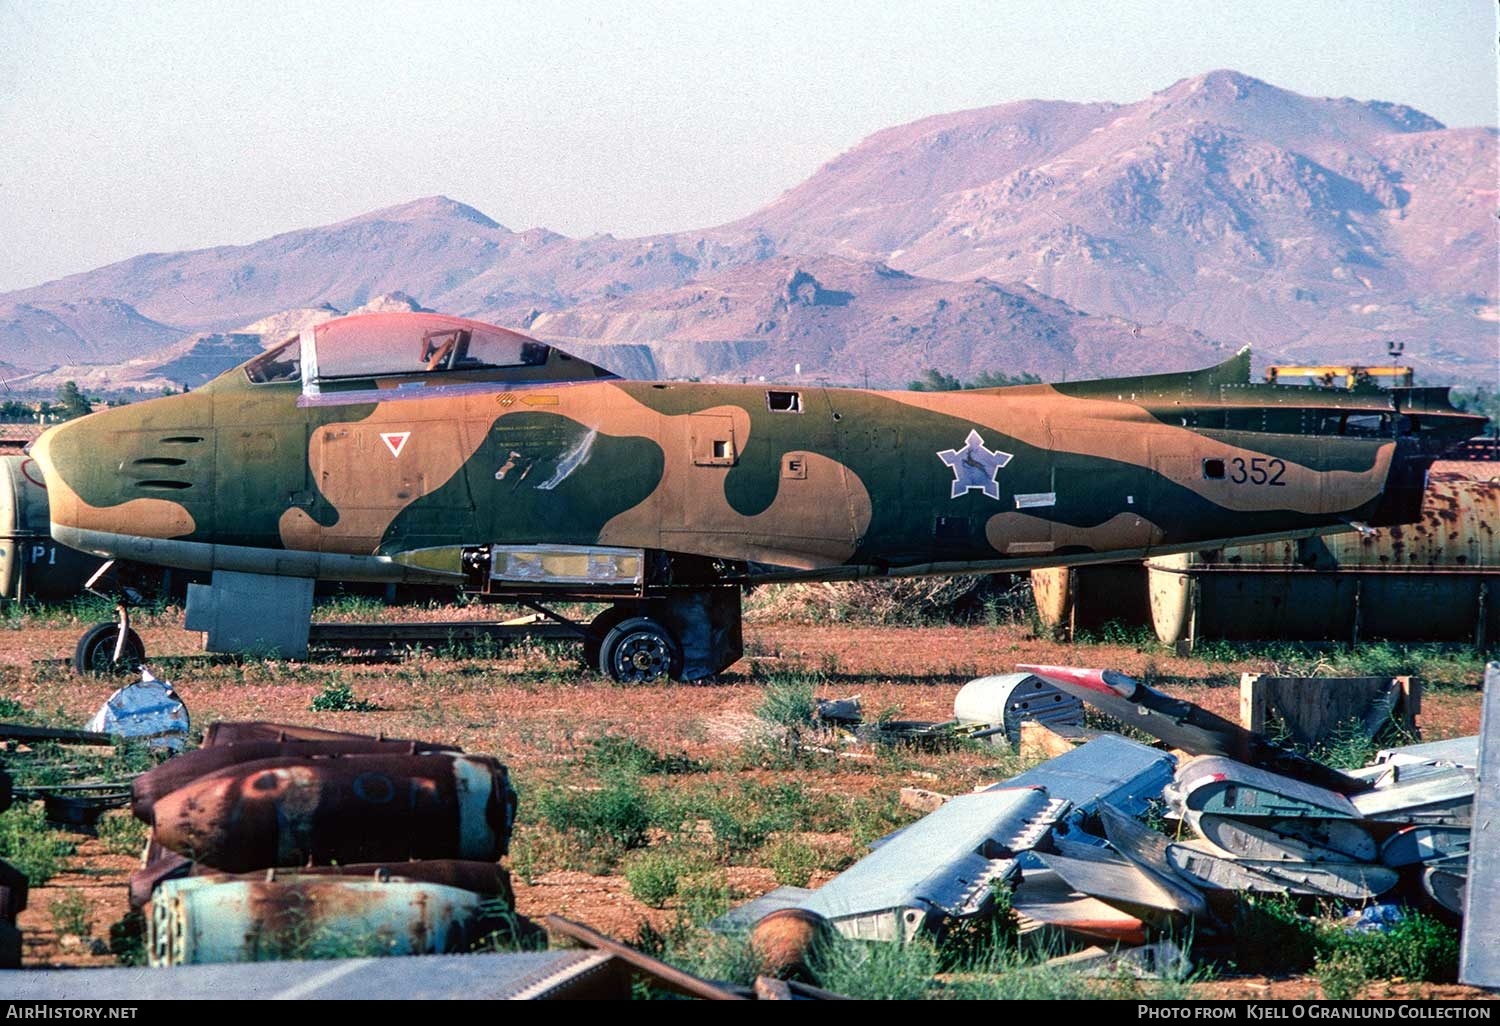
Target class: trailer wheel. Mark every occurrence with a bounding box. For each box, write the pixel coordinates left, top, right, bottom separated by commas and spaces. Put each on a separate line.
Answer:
582, 608, 629, 674
73, 622, 145, 676
600, 617, 681, 684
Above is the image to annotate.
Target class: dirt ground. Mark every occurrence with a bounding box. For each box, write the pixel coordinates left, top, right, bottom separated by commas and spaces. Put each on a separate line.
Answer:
2, 609, 1492, 999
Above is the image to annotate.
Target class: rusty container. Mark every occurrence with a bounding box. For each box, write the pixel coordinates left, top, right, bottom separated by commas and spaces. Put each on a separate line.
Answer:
146, 875, 501, 966
1029, 563, 1151, 635
150, 752, 516, 871
1148, 465, 1500, 647
132, 738, 457, 821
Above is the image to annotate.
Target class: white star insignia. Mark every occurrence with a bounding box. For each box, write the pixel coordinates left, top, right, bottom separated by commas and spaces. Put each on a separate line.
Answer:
938, 429, 1013, 500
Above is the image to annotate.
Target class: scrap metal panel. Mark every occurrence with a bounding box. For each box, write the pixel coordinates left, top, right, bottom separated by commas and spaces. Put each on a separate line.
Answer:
1460, 662, 1500, 988
1175, 756, 1360, 819
799, 787, 1059, 941
1165, 843, 1397, 899
998, 733, 1175, 822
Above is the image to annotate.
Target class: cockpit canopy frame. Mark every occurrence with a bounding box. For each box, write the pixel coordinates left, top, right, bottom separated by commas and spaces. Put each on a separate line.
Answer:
243, 312, 605, 393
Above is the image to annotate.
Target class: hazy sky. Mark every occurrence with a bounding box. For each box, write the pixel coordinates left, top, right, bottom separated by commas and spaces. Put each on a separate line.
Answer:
0, 0, 1495, 292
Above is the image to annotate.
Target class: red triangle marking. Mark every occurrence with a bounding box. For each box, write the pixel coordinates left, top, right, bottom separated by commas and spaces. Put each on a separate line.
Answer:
380, 432, 410, 458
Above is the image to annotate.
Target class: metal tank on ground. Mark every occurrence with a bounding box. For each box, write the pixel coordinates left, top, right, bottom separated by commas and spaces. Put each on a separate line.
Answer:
1032, 462, 1498, 650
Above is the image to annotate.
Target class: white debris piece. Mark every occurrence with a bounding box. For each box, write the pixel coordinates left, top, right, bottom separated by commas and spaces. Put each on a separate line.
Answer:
86, 667, 190, 752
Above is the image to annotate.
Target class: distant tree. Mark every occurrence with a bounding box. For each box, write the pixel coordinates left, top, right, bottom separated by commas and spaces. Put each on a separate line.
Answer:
971, 370, 1042, 388
1453, 386, 1500, 431
907, 368, 1041, 391
907, 368, 964, 392
56, 381, 92, 420
0, 400, 29, 422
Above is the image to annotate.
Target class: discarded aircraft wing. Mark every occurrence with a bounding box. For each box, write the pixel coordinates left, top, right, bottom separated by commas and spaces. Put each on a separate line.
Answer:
998, 733, 1176, 833
797, 787, 1067, 941
1376, 735, 1479, 771
1174, 755, 1361, 819
30, 313, 1485, 680
1009, 869, 1149, 946
1018, 665, 1364, 794
1190, 814, 1377, 864
1349, 767, 1475, 825
149, 752, 516, 871
1096, 804, 1210, 917
1165, 842, 1397, 900
1380, 825, 1472, 868
1038, 844, 1201, 920
1425, 865, 1467, 916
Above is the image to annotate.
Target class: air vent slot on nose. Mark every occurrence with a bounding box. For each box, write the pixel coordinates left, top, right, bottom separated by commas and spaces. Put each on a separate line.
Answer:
132, 457, 188, 468
159, 436, 204, 445
137, 480, 193, 491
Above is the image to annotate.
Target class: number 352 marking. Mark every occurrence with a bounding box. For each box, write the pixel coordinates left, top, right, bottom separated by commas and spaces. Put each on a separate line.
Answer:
1229, 457, 1287, 486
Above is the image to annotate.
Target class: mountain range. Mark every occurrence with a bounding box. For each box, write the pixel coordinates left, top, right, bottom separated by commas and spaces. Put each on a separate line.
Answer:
1, 70, 1493, 391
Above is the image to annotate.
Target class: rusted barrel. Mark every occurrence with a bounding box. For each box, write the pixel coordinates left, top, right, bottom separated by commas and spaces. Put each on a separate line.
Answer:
132, 738, 458, 821
150, 753, 516, 871
1147, 465, 1499, 646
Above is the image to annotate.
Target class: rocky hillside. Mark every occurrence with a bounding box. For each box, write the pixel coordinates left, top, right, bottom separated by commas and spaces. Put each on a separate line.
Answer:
2, 71, 1492, 387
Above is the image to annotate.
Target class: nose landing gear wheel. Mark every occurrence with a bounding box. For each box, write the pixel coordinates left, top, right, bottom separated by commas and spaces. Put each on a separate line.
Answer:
599, 617, 681, 684
73, 622, 145, 676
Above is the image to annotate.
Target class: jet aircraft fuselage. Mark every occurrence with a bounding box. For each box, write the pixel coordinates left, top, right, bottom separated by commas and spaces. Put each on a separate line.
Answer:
30, 312, 1486, 680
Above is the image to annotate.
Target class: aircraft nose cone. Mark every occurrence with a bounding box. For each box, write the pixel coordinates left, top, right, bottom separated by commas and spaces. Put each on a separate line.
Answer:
27, 419, 80, 529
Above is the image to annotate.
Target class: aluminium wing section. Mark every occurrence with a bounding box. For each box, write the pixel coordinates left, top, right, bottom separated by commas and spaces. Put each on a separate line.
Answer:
1095, 803, 1209, 917
1349, 766, 1476, 826
1036, 846, 1196, 922
798, 787, 1066, 942
1174, 756, 1361, 820
1379, 825, 1472, 868
996, 733, 1176, 831
1189, 814, 1377, 863
1165, 842, 1397, 900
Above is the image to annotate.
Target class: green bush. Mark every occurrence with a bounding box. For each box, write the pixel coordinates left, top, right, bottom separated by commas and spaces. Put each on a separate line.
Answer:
0, 803, 77, 885
1315, 950, 1367, 1000
1228, 895, 1319, 973
309, 679, 380, 712
97, 812, 148, 857
1319, 911, 1458, 983
764, 836, 819, 888
623, 850, 689, 908
755, 675, 818, 730
676, 872, 734, 926
532, 770, 653, 855
584, 736, 706, 776
49, 889, 93, 938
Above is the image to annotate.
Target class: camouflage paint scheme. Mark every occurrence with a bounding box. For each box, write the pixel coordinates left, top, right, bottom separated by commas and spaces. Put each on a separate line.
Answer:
29, 312, 1486, 590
